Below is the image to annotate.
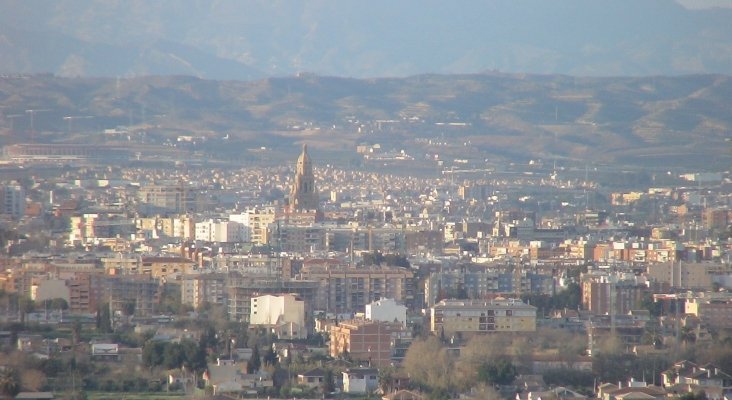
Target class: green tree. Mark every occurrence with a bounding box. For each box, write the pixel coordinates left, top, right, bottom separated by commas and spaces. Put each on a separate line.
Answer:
163, 343, 184, 369
322, 369, 335, 394
0, 368, 20, 399
263, 345, 278, 367
361, 252, 411, 268
378, 366, 396, 394
640, 293, 662, 317
48, 298, 69, 310
477, 357, 517, 386
681, 327, 697, 346
122, 301, 136, 316
71, 321, 82, 348
181, 339, 207, 372
96, 303, 112, 333
247, 344, 262, 373
142, 341, 166, 367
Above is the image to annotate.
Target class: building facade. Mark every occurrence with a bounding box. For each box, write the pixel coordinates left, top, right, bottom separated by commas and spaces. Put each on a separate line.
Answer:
430, 299, 537, 336
298, 264, 414, 314
329, 319, 405, 367
250, 294, 307, 339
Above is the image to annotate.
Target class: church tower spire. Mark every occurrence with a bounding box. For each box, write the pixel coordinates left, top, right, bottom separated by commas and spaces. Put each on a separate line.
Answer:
290, 144, 319, 211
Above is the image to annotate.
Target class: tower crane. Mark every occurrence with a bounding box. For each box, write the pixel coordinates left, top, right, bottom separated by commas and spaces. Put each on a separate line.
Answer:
63, 115, 94, 133
25, 109, 50, 133
5, 114, 24, 131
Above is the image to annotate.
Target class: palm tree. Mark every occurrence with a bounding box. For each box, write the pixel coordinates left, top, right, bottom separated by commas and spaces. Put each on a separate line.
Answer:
0, 367, 20, 399
681, 326, 697, 346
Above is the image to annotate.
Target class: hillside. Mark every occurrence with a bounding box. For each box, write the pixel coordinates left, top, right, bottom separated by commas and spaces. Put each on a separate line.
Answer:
0, 73, 729, 169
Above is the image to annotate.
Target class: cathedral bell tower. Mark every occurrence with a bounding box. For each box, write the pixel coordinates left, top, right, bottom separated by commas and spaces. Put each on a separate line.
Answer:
289, 144, 320, 211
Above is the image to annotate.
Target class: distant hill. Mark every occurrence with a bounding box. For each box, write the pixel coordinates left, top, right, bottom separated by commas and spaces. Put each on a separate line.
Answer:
0, 73, 730, 169
1, 1, 732, 79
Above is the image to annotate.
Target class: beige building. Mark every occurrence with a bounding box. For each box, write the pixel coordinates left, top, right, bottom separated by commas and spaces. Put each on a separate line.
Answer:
101, 256, 140, 274
646, 262, 715, 290
137, 183, 203, 214
234, 207, 276, 245
685, 292, 732, 330
250, 294, 307, 339
181, 273, 227, 310
430, 298, 536, 336
140, 256, 197, 279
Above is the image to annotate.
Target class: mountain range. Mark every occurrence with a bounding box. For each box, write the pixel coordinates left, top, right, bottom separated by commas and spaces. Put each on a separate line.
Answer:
0, 73, 729, 169
1, 1, 732, 79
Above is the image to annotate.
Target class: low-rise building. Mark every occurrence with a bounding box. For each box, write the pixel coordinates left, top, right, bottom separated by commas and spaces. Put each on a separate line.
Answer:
343, 367, 379, 395
297, 368, 326, 389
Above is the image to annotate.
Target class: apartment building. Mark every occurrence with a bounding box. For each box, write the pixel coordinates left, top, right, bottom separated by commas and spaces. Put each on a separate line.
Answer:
181, 273, 227, 310
226, 273, 318, 325
685, 292, 732, 330
581, 272, 646, 316
139, 256, 197, 279
646, 262, 715, 290
137, 183, 202, 215
298, 263, 414, 314
329, 319, 406, 367
230, 207, 276, 245
1, 185, 25, 219
430, 298, 537, 336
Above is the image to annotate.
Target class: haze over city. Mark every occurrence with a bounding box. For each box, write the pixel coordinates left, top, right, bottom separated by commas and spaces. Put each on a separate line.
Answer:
0, 2, 731, 400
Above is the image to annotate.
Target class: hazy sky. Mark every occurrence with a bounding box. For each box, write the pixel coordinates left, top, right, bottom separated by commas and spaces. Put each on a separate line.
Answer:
676, 0, 732, 8
1, 0, 732, 79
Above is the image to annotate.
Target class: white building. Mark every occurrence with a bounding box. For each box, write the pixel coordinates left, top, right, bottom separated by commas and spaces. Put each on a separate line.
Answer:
342, 368, 379, 394
171, 215, 195, 239
195, 219, 244, 242
228, 213, 252, 242
365, 298, 407, 326
250, 294, 307, 339
230, 207, 276, 244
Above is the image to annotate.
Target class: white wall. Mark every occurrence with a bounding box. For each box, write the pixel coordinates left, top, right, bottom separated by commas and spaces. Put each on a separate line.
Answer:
365, 298, 407, 326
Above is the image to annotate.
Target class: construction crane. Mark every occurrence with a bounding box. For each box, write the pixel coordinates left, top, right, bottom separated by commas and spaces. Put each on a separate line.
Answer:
63, 115, 94, 133
5, 114, 24, 131
25, 109, 50, 133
